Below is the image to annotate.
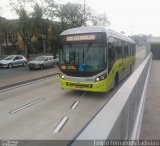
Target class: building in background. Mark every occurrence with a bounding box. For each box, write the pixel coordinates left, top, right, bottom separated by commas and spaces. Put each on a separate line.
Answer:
0, 17, 60, 58
147, 37, 160, 60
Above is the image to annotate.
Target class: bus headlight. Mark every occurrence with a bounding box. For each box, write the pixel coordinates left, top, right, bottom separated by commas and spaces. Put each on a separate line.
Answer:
95, 74, 107, 82
96, 78, 100, 82
59, 73, 65, 79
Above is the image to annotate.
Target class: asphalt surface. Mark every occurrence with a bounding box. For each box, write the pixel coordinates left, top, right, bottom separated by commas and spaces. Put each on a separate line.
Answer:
0, 75, 118, 140
0, 46, 146, 143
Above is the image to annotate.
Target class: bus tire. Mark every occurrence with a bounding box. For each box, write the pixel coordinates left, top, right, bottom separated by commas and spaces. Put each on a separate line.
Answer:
115, 73, 119, 87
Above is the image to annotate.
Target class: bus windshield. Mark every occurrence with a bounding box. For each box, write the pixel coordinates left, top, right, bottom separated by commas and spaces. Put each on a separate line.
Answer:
59, 42, 107, 77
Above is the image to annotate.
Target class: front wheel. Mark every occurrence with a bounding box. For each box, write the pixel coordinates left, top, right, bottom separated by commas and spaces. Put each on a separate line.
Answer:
23, 62, 27, 67
8, 63, 12, 69
40, 65, 44, 70
52, 63, 55, 68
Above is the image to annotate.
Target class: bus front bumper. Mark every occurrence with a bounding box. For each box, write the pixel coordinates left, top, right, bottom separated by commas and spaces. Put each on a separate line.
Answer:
58, 77, 109, 92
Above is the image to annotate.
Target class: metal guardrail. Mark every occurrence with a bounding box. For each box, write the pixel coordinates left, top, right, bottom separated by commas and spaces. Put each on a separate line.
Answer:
70, 53, 152, 146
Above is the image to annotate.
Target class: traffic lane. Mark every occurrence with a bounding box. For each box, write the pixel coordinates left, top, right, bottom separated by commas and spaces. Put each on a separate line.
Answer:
0, 74, 119, 140
0, 76, 87, 139
52, 91, 118, 140
0, 78, 142, 140
0, 66, 59, 89
0, 66, 28, 76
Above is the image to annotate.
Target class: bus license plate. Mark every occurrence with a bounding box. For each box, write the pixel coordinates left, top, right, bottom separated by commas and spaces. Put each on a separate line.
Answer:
75, 86, 83, 90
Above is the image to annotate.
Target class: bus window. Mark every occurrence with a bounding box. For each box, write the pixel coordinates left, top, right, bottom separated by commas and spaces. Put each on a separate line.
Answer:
129, 44, 132, 56
116, 39, 123, 58
124, 42, 129, 57
108, 42, 118, 68
108, 38, 122, 58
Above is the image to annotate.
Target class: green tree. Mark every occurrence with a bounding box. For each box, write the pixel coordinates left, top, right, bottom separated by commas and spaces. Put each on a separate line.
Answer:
90, 11, 110, 26
57, 3, 84, 30
56, 2, 110, 30
9, 0, 45, 58
17, 8, 34, 58
0, 17, 16, 55
42, 0, 57, 21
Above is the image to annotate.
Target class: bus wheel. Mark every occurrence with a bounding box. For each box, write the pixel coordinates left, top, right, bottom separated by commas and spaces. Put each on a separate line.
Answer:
115, 73, 119, 87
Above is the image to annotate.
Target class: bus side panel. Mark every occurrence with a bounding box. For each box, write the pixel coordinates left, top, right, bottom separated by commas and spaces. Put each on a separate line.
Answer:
106, 56, 135, 90
106, 58, 124, 89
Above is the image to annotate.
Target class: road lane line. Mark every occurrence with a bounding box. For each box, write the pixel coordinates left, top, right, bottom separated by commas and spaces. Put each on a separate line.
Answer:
70, 101, 80, 110
53, 117, 69, 133
9, 98, 45, 114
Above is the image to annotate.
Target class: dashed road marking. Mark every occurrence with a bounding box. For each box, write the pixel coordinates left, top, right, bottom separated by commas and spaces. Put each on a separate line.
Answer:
9, 98, 45, 114
70, 101, 80, 110
53, 117, 69, 133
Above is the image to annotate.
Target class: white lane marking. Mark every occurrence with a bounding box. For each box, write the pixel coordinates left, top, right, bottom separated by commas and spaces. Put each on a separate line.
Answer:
53, 117, 69, 133
9, 98, 45, 114
71, 101, 80, 110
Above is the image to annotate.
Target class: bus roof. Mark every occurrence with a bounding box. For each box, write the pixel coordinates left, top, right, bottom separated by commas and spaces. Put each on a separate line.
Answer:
61, 26, 135, 43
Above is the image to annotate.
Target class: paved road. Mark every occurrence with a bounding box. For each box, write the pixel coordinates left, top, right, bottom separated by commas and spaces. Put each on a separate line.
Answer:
0, 75, 122, 140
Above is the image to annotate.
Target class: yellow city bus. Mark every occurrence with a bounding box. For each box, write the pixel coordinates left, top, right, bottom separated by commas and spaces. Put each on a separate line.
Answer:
58, 26, 136, 92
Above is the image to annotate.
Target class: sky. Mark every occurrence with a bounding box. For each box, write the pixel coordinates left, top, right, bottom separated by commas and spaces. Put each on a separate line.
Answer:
1, 0, 160, 36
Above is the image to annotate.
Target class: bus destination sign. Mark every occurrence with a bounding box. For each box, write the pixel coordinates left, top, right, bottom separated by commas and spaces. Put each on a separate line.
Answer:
66, 34, 96, 42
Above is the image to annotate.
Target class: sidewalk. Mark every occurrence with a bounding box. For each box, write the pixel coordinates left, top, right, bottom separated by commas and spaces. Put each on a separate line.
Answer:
140, 60, 160, 139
